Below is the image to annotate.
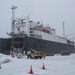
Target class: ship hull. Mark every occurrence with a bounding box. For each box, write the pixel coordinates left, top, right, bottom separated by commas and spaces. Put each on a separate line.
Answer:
24, 37, 75, 55
0, 38, 11, 54
0, 37, 75, 55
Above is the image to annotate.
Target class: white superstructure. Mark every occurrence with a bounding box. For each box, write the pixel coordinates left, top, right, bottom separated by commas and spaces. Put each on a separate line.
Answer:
12, 16, 75, 45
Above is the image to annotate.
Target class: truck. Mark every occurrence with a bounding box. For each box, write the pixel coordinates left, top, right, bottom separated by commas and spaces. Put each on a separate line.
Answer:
26, 49, 43, 59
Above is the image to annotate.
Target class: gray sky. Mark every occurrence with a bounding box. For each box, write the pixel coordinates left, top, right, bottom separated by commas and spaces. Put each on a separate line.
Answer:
0, 0, 75, 39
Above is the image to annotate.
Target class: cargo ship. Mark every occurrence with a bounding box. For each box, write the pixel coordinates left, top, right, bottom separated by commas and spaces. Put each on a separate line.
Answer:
0, 6, 75, 55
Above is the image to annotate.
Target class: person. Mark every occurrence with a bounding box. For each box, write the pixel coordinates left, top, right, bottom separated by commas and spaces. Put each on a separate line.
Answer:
27, 51, 31, 58
43, 53, 46, 58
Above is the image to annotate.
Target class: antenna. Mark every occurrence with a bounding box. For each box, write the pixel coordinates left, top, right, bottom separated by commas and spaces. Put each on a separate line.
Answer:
11, 5, 17, 33
62, 21, 65, 38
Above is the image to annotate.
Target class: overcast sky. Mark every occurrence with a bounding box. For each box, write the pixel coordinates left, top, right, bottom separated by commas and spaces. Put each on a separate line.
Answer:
0, 0, 75, 39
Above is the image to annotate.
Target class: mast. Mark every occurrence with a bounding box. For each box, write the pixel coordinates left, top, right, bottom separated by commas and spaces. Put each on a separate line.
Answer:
11, 5, 17, 33
26, 15, 30, 36
62, 21, 65, 38
11, 6, 17, 47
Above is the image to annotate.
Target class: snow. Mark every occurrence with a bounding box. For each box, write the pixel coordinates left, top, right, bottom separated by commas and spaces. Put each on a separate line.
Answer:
0, 53, 75, 75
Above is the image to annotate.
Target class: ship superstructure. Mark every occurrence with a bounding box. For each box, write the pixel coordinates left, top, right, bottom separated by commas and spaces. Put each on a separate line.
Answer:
10, 16, 75, 45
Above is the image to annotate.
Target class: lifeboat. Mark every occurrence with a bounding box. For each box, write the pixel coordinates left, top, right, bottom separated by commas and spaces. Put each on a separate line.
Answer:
42, 28, 50, 33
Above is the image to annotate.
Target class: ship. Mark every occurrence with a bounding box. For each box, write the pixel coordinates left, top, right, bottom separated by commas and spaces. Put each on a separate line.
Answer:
0, 6, 75, 55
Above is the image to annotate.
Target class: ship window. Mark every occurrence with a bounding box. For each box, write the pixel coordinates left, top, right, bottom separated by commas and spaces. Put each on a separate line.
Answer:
30, 34, 35, 36
30, 28, 33, 30
30, 31, 34, 33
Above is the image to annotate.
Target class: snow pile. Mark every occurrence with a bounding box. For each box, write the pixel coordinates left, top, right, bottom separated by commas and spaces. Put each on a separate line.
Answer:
0, 53, 11, 64
0, 53, 75, 75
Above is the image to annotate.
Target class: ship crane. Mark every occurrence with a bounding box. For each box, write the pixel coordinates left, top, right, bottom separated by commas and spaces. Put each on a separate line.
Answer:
65, 33, 75, 41
70, 36, 75, 41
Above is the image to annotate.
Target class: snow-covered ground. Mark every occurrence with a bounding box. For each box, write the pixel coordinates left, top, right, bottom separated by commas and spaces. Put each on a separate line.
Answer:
0, 53, 75, 75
